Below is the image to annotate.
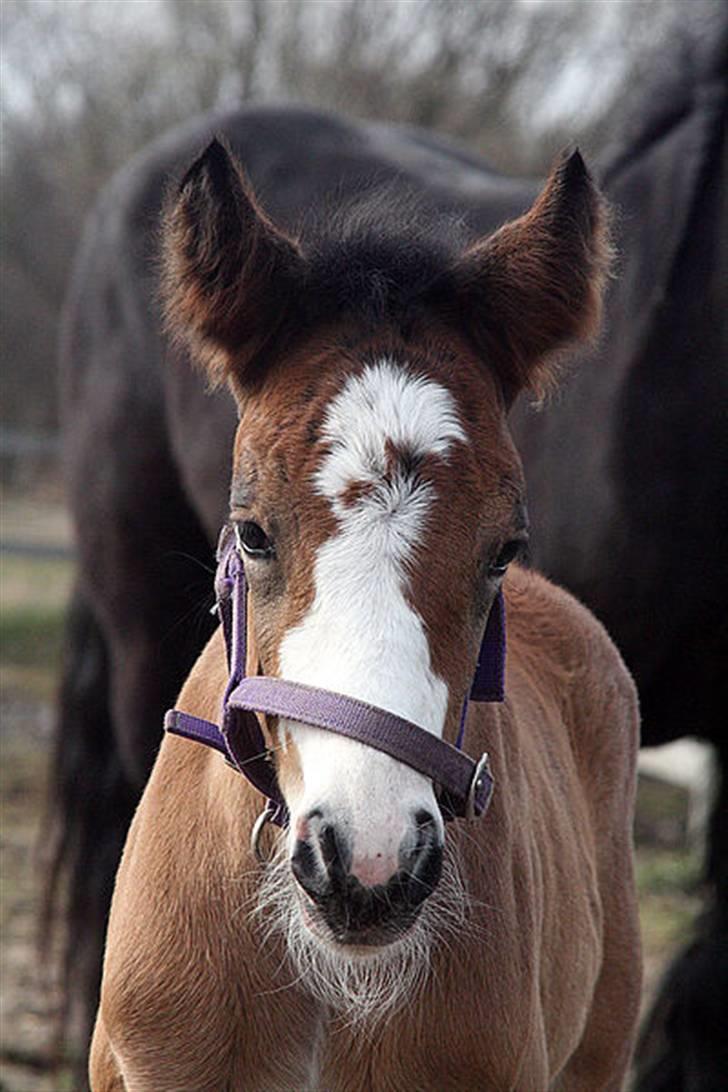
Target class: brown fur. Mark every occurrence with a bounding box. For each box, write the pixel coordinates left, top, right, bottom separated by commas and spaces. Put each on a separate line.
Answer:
449, 150, 613, 401
91, 142, 639, 1090
162, 142, 612, 404
161, 137, 303, 387
91, 569, 641, 1091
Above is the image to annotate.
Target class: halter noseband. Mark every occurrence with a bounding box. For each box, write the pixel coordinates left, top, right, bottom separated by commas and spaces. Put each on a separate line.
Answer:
165, 525, 505, 837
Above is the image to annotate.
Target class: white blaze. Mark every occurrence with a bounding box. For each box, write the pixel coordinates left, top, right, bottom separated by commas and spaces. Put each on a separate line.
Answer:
279, 360, 467, 851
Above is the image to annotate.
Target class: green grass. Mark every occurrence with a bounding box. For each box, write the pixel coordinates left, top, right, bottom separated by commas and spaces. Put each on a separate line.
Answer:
0, 555, 73, 611
0, 555, 73, 697
634, 842, 704, 1009
636, 846, 702, 897
0, 605, 66, 669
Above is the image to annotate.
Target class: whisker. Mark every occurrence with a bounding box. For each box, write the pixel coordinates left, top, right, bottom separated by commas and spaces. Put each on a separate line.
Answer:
249, 834, 472, 1029
163, 592, 216, 642
162, 549, 216, 575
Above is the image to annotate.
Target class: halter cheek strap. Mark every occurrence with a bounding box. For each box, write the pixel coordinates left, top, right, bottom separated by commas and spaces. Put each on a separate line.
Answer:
165, 526, 505, 827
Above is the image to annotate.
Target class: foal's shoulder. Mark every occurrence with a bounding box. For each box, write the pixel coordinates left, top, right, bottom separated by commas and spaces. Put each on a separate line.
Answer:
504, 566, 639, 795
504, 564, 638, 715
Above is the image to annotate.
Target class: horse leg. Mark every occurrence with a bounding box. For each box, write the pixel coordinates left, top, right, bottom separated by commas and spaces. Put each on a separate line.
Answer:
42, 584, 135, 1084
553, 886, 642, 1091
553, 758, 642, 1091
89, 1012, 126, 1092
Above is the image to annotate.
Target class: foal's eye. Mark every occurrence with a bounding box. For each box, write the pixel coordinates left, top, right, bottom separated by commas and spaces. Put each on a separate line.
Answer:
489, 540, 523, 577
235, 521, 275, 559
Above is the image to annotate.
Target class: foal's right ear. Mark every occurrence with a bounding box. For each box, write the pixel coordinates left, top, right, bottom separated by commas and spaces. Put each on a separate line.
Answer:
161, 138, 303, 388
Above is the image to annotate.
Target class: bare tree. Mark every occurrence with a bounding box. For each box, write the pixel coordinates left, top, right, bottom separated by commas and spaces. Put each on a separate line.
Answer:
0, 0, 699, 432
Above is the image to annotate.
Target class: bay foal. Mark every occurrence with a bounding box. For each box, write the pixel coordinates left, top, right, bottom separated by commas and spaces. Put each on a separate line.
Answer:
90, 141, 641, 1091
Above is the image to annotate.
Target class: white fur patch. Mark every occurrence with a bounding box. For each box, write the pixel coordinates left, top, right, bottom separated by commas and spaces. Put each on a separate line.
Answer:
278, 361, 466, 841
315, 361, 467, 512
255, 838, 468, 1027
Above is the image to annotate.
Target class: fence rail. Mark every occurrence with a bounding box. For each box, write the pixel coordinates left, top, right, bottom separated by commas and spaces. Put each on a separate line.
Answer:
0, 427, 60, 457
0, 540, 74, 561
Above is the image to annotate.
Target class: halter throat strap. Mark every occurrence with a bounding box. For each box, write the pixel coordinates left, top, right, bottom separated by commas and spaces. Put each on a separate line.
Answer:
165, 526, 505, 826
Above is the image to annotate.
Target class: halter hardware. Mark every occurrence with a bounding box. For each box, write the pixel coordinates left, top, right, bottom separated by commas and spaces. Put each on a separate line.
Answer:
250, 800, 278, 861
165, 525, 506, 833
465, 752, 494, 821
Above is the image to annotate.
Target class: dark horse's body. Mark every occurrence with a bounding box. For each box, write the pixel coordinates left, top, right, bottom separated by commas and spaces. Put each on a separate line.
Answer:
53, 24, 726, 1090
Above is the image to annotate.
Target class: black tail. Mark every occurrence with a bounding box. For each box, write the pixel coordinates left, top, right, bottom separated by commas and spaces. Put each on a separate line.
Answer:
41, 584, 136, 1085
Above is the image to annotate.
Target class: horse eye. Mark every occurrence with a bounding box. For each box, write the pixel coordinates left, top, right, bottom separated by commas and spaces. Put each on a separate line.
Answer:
489, 539, 523, 577
235, 521, 274, 559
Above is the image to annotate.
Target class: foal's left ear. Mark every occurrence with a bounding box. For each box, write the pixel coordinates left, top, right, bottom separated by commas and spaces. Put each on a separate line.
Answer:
450, 149, 611, 400
161, 137, 303, 388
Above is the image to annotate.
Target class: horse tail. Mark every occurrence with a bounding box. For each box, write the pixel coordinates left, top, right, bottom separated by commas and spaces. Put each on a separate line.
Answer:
40, 582, 136, 1080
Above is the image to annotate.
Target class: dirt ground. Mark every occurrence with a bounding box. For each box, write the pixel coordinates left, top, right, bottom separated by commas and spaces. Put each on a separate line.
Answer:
0, 693, 69, 1092
0, 496, 706, 1091
1, 503, 77, 1091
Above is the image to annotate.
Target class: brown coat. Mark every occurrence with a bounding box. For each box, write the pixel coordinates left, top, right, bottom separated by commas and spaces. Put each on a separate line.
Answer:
90, 564, 641, 1092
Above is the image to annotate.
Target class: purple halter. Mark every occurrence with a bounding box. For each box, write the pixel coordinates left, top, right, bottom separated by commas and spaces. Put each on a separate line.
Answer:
165, 525, 505, 829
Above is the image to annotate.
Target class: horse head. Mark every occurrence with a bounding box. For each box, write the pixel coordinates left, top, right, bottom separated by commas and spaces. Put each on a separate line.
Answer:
160, 137, 610, 965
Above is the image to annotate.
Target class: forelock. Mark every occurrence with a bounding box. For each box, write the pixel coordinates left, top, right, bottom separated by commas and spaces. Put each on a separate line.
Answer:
297, 184, 469, 326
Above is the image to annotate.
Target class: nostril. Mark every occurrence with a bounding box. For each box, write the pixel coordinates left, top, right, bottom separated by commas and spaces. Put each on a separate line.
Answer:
319, 823, 352, 883
291, 838, 325, 902
403, 841, 443, 909
407, 809, 441, 860
414, 809, 438, 840
291, 817, 353, 905
413, 838, 442, 884
400, 811, 443, 909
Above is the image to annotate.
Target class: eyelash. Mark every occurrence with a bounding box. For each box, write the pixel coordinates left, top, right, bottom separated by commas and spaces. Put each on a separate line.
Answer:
488, 539, 525, 577
234, 520, 275, 559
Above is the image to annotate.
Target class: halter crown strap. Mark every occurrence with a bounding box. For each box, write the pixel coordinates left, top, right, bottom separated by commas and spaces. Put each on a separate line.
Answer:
165, 525, 505, 826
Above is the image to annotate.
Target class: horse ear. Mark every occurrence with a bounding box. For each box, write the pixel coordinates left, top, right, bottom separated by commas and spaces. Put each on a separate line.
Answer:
451, 150, 611, 401
161, 137, 303, 387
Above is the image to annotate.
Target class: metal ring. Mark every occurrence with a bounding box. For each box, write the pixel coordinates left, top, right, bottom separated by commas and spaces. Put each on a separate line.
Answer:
250, 806, 273, 862
466, 751, 493, 821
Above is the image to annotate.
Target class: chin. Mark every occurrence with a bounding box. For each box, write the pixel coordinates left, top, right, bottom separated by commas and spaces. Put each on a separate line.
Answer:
254, 843, 467, 1027
297, 890, 420, 953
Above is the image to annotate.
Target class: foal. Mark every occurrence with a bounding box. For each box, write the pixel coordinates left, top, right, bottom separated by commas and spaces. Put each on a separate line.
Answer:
90, 140, 641, 1091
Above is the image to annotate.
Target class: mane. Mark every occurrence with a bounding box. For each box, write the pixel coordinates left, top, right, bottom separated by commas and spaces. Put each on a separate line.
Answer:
296, 183, 470, 328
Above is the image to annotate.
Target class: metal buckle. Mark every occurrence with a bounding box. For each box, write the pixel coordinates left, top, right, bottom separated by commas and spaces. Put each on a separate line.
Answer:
251, 802, 275, 861
466, 751, 493, 820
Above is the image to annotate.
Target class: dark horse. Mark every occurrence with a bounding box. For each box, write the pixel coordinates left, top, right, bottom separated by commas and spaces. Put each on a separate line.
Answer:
51, 22, 725, 1090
